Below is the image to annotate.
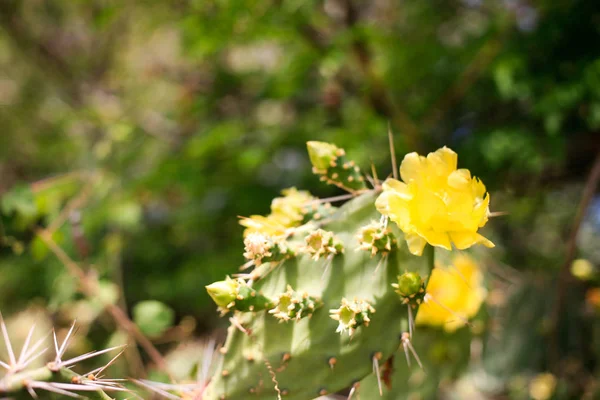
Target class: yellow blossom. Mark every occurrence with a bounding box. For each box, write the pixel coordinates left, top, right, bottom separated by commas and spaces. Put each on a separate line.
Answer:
415, 254, 486, 332
239, 214, 289, 237
270, 187, 314, 226
375, 146, 493, 256
240, 187, 315, 236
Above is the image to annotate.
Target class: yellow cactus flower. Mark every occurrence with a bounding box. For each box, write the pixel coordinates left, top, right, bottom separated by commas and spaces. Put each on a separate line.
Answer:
415, 254, 486, 332
239, 214, 289, 237
240, 187, 315, 237
270, 187, 315, 226
375, 146, 494, 256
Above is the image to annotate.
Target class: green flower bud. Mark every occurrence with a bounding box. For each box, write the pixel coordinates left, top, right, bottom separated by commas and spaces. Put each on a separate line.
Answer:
395, 272, 423, 297
206, 277, 238, 308
307, 141, 342, 171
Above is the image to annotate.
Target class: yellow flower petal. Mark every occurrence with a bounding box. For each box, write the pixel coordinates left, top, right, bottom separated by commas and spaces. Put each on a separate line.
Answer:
382, 179, 412, 200
399, 152, 425, 183
416, 254, 486, 332
449, 231, 494, 249
405, 233, 427, 256
426, 146, 457, 177
447, 169, 472, 190
419, 230, 452, 251
471, 177, 487, 198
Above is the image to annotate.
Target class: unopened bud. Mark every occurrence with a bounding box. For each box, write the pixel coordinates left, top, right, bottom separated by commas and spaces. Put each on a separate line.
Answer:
206, 277, 238, 308
395, 272, 423, 297
307, 141, 341, 171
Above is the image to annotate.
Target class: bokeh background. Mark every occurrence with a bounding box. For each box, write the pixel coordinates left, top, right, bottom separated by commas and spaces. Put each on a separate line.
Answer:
1, 0, 600, 399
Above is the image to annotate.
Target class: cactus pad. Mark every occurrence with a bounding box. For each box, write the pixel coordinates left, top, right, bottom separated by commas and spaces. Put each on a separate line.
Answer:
203, 191, 434, 400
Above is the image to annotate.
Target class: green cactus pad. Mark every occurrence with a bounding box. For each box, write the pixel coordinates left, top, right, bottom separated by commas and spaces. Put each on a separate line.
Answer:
203, 192, 434, 400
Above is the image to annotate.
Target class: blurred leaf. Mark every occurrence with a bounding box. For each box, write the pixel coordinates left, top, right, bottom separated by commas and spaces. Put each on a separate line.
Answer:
1, 184, 37, 218
133, 300, 175, 338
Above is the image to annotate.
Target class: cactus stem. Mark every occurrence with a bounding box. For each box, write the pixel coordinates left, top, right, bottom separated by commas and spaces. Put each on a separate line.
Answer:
372, 354, 383, 396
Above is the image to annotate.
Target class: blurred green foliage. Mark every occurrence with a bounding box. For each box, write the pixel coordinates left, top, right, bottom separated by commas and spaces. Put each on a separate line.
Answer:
0, 0, 599, 398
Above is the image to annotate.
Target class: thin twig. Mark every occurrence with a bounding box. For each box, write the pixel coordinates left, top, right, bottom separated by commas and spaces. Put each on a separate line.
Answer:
35, 230, 172, 379
46, 176, 97, 235
550, 151, 600, 372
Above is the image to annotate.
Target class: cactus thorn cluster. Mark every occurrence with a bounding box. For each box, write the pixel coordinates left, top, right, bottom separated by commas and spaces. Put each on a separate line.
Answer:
300, 229, 344, 261
0, 316, 127, 399
356, 221, 398, 257
269, 286, 323, 322
329, 298, 376, 336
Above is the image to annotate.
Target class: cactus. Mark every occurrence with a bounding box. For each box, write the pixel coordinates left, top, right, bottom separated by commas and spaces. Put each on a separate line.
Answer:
0, 317, 127, 399
306, 141, 367, 193
203, 142, 493, 400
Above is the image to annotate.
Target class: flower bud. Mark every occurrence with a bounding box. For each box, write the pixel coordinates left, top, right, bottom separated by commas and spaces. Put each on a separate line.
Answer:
206, 277, 238, 309
395, 272, 423, 297
306, 141, 342, 171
